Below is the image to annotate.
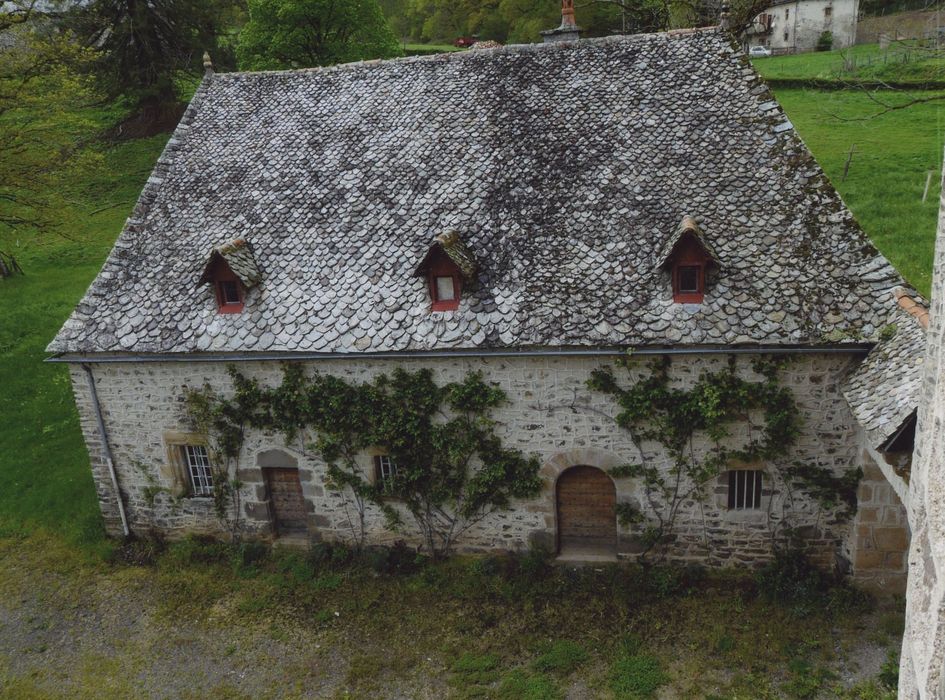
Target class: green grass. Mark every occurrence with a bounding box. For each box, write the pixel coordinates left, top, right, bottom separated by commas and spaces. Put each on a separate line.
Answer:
754, 42, 945, 83
0, 132, 168, 545
773, 87, 943, 295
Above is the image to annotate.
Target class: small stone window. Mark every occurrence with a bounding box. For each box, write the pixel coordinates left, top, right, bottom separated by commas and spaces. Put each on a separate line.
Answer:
728, 469, 763, 510
675, 264, 702, 298
183, 444, 214, 497
824, 5, 832, 16
373, 454, 400, 492
784, 30, 789, 40
785, 7, 790, 18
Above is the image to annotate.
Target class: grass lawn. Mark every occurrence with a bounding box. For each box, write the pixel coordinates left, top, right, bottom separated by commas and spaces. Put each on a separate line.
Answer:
0, 134, 169, 547
773, 88, 943, 296
754, 42, 945, 83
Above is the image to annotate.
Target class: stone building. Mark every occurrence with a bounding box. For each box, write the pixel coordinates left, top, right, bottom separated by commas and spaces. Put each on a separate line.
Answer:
743, 0, 859, 53
48, 19, 920, 587
898, 156, 945, 697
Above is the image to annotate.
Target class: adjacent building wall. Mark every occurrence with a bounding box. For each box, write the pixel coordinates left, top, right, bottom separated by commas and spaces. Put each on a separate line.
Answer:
899, 168, 945, 699
745, 0, 859, 54
68, 352, 892, 575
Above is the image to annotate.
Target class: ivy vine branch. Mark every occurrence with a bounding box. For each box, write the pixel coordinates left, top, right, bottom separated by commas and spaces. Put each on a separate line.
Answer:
588, 354, 861, 559
184, 364, 543, 558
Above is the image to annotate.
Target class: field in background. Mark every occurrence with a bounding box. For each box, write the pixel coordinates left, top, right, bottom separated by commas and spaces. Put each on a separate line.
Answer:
755, 41, 945, 83
773, 87, 943, 295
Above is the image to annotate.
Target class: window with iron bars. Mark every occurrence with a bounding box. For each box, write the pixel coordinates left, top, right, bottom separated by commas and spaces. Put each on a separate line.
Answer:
727, 469, 763, 510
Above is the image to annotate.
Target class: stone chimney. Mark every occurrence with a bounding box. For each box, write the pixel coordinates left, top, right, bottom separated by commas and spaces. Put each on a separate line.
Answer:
541, 0, 582, 43
719, 1, 731, 31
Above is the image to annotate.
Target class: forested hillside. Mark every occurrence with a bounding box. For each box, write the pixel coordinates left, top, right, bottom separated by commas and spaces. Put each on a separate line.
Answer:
378, 0, 666, 43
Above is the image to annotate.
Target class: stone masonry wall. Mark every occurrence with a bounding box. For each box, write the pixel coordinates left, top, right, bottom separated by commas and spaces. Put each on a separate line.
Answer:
899, 166, 945, 699
850, 453, 910, 595
70, 352, 879, 571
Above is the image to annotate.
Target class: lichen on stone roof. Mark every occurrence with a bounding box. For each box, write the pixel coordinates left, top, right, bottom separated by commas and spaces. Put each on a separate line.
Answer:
47, 28, 911, 356
843, 289, 928, 451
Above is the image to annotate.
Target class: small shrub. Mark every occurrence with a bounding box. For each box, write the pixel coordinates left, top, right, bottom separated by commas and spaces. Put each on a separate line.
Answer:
532, 640, 588, 675
878, 648, 899, 689
817, 31, 834, 51
609, 653, 668, 698
497, 669, 561, 699
451, 653, 501, 685
756, 548, 870, 614
163, 534, 230, 567
111, 533, 166, 566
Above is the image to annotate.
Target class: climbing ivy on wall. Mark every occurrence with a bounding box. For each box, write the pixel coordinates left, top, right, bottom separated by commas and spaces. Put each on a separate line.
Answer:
184, 365, 542, 558
588, 355, 861, 558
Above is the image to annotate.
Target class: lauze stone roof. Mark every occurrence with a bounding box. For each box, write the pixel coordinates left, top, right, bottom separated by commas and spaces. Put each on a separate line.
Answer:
843, 289, 929, 451
49, 28, 909, 356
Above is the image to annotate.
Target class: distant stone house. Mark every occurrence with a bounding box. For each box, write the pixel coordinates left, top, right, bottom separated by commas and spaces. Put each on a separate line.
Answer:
743, 0, 859, 53
48, 21, 920, 590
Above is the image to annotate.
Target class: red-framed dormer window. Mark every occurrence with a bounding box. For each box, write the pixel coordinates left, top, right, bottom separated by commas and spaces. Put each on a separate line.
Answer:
210, 260, 244, 313
671, 237, 710, 304
427, 255, 462, 311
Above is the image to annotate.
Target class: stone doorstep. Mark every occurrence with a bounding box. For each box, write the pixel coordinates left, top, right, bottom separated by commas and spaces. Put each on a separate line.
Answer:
273, 532, 312, 550
555, 544, 618, 565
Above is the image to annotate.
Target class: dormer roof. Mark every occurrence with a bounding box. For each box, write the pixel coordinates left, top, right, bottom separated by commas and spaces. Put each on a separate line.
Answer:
653, 216, 721, 271
414, 231, 478, 281
197, 239, 261, 289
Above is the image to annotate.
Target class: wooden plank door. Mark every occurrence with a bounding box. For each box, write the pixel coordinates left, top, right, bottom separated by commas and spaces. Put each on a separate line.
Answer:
265, 468, 307, 535
556, 465, 616, 553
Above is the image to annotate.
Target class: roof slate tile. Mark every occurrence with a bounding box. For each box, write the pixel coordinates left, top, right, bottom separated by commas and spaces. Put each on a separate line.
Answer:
49, 29, 910, 356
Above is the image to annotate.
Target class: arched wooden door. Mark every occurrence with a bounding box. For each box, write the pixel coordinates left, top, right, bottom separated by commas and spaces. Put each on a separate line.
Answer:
556, 465, 616, 554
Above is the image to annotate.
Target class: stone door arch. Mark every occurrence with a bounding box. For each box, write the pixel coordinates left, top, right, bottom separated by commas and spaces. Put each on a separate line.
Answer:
556, 465, 616, 555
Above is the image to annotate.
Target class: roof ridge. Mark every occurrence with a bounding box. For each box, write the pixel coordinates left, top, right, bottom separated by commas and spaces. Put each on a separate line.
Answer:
215, 26, 725, 79
895, 288, 930, 329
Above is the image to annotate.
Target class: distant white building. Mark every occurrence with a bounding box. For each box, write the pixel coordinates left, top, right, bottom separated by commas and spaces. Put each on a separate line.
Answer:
743, 0, 859, 54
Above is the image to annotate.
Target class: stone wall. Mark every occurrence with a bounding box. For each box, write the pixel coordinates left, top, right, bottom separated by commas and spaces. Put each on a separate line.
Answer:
70, 352, 880, 571
850, 454, 910, 594
899, 167, 945, 699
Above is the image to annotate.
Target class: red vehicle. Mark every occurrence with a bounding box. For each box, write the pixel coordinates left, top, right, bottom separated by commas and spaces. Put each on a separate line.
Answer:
453, 37, 476, 48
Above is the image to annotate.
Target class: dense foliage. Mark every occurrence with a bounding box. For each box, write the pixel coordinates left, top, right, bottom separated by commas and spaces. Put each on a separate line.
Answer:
0, 8, 100, 269
379, 0, 668, 43
69, 0, 243, 108
237, 0, 401, 70
184, 364, 542, 556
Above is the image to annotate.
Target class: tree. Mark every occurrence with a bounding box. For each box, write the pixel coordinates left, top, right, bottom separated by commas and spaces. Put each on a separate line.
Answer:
237, 0, 401, 70
69, 0, 238, 114
0, 11, 101, 274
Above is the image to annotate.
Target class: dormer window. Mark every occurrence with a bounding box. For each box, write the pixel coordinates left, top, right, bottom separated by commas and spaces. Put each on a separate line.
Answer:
676, 265, 701, 296
216, 277, 244, 313
654, 216, 721, 305
197, 239, 261, 315
415, 230, 478, 312
434, 275, 458, 304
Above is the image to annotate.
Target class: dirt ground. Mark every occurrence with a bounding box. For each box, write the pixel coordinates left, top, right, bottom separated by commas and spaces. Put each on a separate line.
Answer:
0, 534, 902, 699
